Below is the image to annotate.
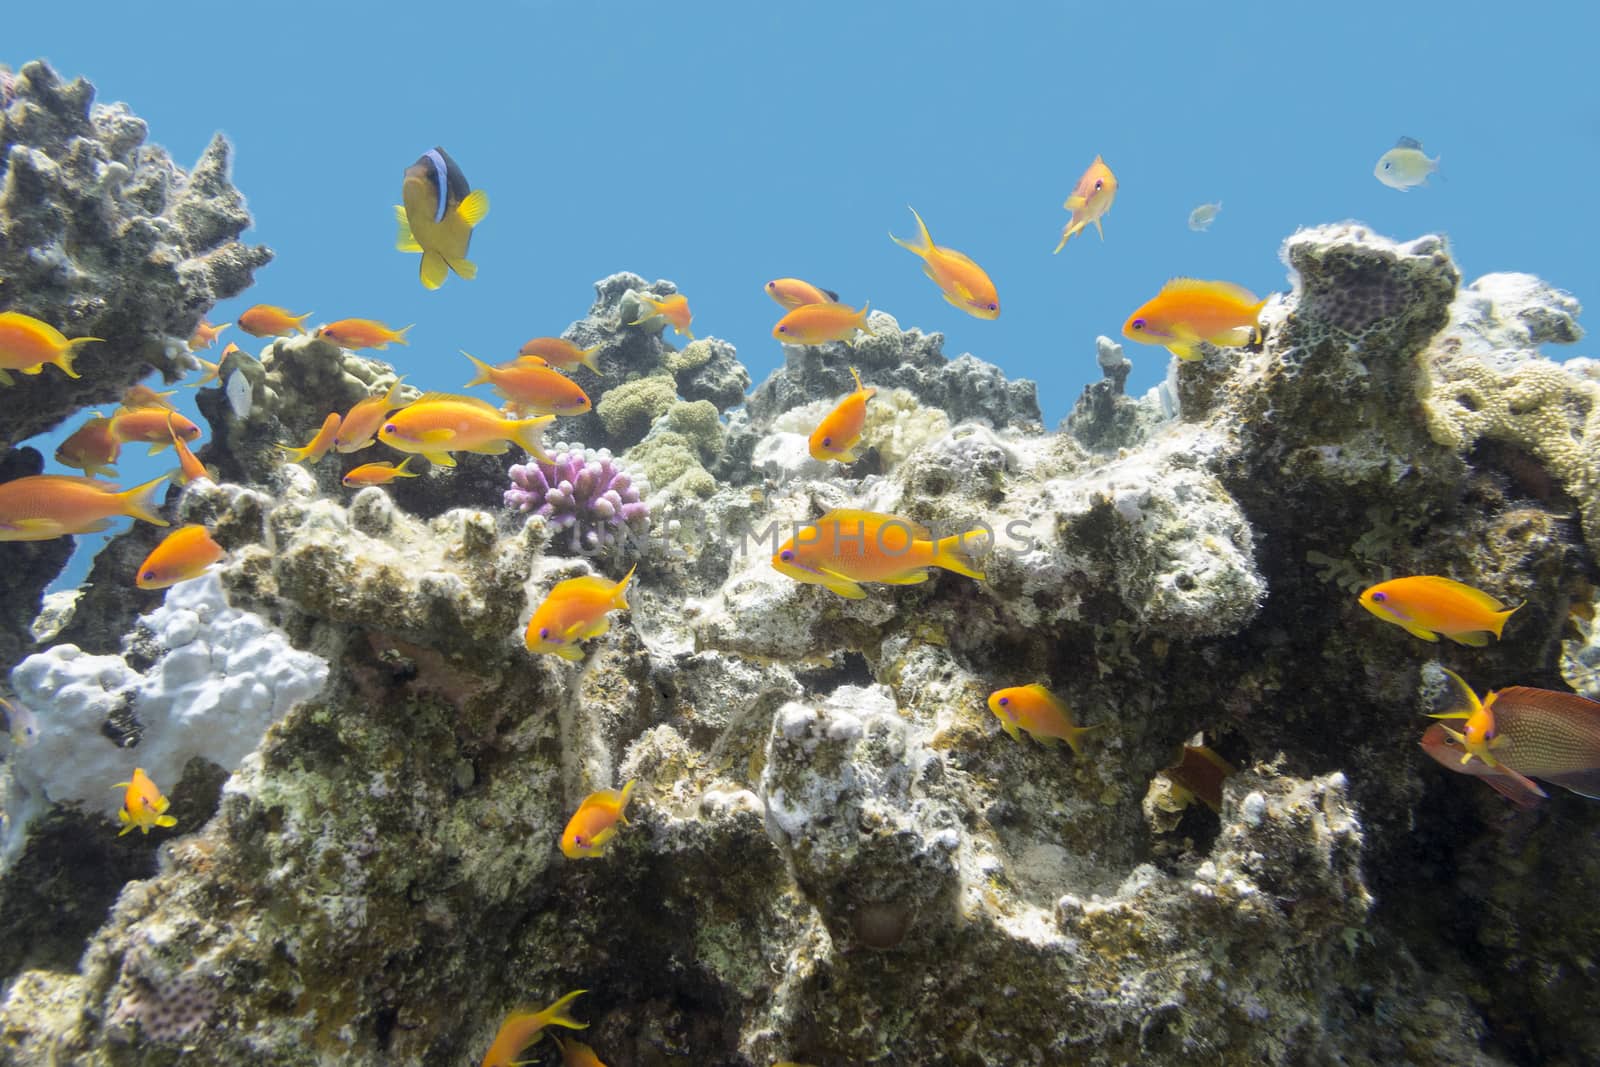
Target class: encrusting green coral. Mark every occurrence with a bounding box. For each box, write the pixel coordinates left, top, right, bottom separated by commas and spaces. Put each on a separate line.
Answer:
595, 375, 678, 446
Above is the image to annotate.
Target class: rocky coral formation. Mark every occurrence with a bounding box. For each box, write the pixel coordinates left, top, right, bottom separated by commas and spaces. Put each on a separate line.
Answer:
0, 60, 271, 451
5, 221, 1600, 1067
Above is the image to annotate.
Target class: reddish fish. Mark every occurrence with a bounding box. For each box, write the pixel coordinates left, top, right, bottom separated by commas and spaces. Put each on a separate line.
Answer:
1431, 668, 1600, 799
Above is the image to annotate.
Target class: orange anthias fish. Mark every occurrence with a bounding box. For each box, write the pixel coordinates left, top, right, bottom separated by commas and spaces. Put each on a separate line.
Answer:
808, 368, 875, 463
114, 767, 177, 836
278, 412, 342, 465
517, 337, 604, 374
1121, 279, 1267, 361
343, 458, 419, 487
1358, 575, 1519, 646
630, 293, 695, 339
773, 301, 875, 346
462, 353, 592, 416
55, 415, 121, 477
378, 394, 554, 468
1429, 668, 1600, 799
169, 413, 213, 486
334, 378, 410, 453
1054, 155, 1118, 253
772, 509, 987, 599
526, 566, 635, 661
315, 318, 413, 351
122, 384, 177, 411
0, 311, 98, 384
764, 278, 839, 311
890, 207, 1000, 320
553, 1035, 608, 1067
986, 684, 1100, 755
137, 524, 225, 589
397, 146, 490, 290
0, 474, 168, 541
1160, 740, 1236, 813
109, 406, 202, 454
187, 318, 230, 350
238, 304, 313, 338
479, 990, 588, 1067
1419, 724, 1545, 810
561, 780, 636, 859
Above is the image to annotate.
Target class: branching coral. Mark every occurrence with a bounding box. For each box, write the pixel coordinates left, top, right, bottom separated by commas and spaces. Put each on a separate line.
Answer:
506, 444, 650, 554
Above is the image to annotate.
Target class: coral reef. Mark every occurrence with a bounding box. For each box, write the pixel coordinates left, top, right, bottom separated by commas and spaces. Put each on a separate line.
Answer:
506, 445, 651, 555
0, 60, 271, 451
6, 220, 1600, 1067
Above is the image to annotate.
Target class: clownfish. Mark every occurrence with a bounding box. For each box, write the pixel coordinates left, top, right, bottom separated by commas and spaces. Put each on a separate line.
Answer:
395, 146, 490, 290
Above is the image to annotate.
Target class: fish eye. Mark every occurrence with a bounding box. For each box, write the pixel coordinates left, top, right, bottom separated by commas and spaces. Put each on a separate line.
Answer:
383, 423, 397, 434
141, 570, 155, 581
538, 627, 549, 639
822, 436, 832, 446
987, 303, 997, 311
1131, 318, 1145, 331
766, 282, 775, 290
1094, 180, 1103, 191
574, 834, 588, 847
998, 696, 1009, 706
1371, 591, 1386, 602
778, 325, 787, 333
1383, 162, 1392, 170
780, 550, 794, 561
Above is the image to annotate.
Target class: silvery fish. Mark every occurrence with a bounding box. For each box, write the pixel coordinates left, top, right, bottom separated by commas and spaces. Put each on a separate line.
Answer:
1374, 137, 1439, 191
225, 369, 252, 419
1188, 201, 1222, 231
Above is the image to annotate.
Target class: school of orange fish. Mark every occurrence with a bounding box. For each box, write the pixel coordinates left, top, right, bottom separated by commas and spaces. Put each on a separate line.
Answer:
0, 142, 1583, 1066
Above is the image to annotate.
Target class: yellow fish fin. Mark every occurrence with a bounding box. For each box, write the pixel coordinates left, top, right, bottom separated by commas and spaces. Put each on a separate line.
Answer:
1064, 723, 1103, 757
878, 569, 931, 585
1402, 621, 1442, 643
393, 205, 423, 252
830, 447, 861, 463
447, 256, 478, 281
76, 518, 114, 533
118, 475, 171, 527
464, 440, 511, 456
1205, 326, 1258, 348
455, 189, 490, 227
815, 568, 867, 600
890, 205, 934, 258
0, 368, 13, 386
1411, 575, 1512, 614
419, 251, 449, 290
461, 351, 496, 386
578, 345, 604, 374
815, 508, 932, 540
1063, 194, 1087, 210
423, 451, 457, 468
1166, 341, 1202, 361
933, 530, 987, 580
1093, 217, 1105, 241
512, 415, 555, 464
156, 814, 177, 829
1052, 227, 1072, 255
1447, 630, 1490, 648
1157, 277, 1261, 307
999, 719, 1023, 743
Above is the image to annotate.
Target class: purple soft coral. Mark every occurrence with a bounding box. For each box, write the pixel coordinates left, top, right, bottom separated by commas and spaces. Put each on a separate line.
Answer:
506, 443, 651, 554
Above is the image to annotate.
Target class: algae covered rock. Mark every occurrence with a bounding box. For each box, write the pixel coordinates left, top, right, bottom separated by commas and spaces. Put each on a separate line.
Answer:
0, 60, 271, 450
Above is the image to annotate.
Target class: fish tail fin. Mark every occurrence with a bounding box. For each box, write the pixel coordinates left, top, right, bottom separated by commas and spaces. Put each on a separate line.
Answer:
858, 303, 875, 336
613, 564, 637, 609
447, 257, 477, 281
420, 251, 449, 290
275, 442, 309, 464
56, 336, 101, 378
617, 778, 637, 820
291, 313, 312, 336
578, 344, 604, 373
382, 376, 409, 407
393, 324, 414, 346
461, 351, 496, 387
118, 475, 170, 527
1052, 227, 1071, 255
512, 415, 555, 464
890, 206, 933, 257
393, 457, 418, 478
1491, 603, 1521, 639
540, 989, 589, 1032
933, 529, 988, 581
628, 296, 662, 326
1093, 218, 1105, 241
1065, 723, 1104, 757
394, 205, 423, 251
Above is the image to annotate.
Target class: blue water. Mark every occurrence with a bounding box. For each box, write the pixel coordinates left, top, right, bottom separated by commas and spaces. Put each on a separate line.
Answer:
12, 0, 1599, 588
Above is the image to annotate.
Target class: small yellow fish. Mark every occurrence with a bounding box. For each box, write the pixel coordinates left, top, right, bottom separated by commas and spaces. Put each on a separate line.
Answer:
136, 524, 225, 590
462, 352, 591, 416
630, 293, 694, 339
890, 207, 999, 319
114, 767, 177, 836
314, 318, 413, 351
1374, 137, 1439, 191
561, 780, 636, 859
518, 337, 604, 374
764, 278, 839, 311
772, 509, 986, 599
333, 378, 410, 453
1358, 575, 1518, 646
0, 311, 98, 384
238, 304, 313, 338
377, 393, 553, 468
187, 318, 230, 350
986, 684, 1100, 755
0, 474, 168, 541
554, 1035, 608, 1067
122, 384, 177, 410
1121, 278, 1267, 361
1, 696, 39, 749
396, 146, 489, 290
55, 415, 121, 477
526, 566, 635, 661
479, 991, 588, 1067
808, 367, 875, 463
277, 412, 343, 465
773, 301, 874, 346
342, 458, 419, 487
1054, 155, 1117, 252
169, 413, 213, 486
